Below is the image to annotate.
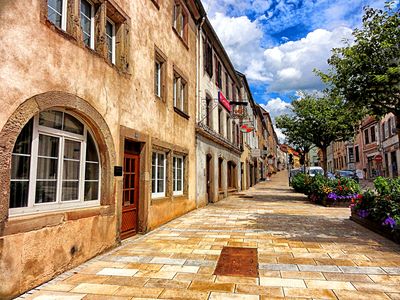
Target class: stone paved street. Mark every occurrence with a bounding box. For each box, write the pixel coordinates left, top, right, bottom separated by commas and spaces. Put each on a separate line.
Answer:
20, 171, 400, 300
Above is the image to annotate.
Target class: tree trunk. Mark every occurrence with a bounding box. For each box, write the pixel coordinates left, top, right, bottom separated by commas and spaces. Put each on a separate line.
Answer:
321, 146, 328, 176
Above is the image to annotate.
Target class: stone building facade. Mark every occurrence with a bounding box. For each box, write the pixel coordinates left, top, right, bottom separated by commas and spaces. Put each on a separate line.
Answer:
237, 72, 259, 190
195, 18, 242, 207
0, 0, 204, 297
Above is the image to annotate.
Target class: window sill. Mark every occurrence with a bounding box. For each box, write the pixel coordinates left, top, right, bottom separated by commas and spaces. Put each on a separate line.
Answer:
172, 27, 189, 50
174, 107, 190, 120
4, 205, 111, 236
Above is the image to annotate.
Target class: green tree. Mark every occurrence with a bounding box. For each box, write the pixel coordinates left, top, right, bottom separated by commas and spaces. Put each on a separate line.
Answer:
319, 2, 400, 138
276, 92, 360, 174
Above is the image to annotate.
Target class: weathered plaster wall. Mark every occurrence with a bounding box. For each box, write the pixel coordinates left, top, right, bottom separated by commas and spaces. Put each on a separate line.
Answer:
0, 213, 116, 298
0, 0, 122, 298
118, 0, 199, 228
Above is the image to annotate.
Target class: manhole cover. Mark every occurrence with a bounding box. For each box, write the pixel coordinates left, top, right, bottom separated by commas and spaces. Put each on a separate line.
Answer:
214, 247, 258, 277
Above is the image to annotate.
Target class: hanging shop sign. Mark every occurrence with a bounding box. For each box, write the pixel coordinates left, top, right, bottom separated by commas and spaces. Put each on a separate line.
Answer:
218, 91, 231, 112
240, 124, 254, 133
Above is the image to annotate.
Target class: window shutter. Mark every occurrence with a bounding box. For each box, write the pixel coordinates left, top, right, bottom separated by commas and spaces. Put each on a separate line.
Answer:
94, 3, 107, 57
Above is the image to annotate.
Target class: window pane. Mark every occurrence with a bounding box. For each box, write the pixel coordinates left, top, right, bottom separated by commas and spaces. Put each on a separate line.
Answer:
11, 155, 30, 179
86, 132, 99, 162
64, 140, 81, 160
38, 135, 59, 157
62, 181, 79, 201
13, 119, 33, 154
157, 153, 164, 167
49, 0, 63, 12
177, 179, 182, 191
85, 162, 99, 180
48, 0, 63, 27
37, 158, 58, 179
36, 181, 57, 203
157, 176, 164, 193
106, 21, 113, 37
9, 181, 29, 208
63, 160, 80, 180
152, 179, 156, 193
84, 181, 98, 201
39, 111, 63, 130
80, 0, 91, 17
64, 114, 84, 135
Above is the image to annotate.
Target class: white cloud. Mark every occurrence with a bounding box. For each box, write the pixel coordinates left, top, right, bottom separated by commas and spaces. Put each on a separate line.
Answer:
261, 97, 293, 143
209, 13, 267, 81
263, 27, 354, 92
260, 97, 292, 120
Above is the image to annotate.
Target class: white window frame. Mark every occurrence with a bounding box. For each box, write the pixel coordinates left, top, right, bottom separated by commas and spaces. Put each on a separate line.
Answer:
173, 155, 184, 196
151, 151, 166, 198
105, 18, 116, 64
9, 111, 101, 216
48, 0, 68, 30
80, 0, 95, 49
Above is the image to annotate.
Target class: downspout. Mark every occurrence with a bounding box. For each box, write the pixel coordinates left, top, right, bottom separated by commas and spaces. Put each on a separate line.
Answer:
195, 16, 206, 208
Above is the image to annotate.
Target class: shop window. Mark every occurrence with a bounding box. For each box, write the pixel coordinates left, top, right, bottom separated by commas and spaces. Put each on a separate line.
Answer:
80, 0, 95, 49
9, 110, 100, 215
173, 71, 188, 114
173, 155, 184, 196
48, 0, 67, 30
151, 151, 166, 198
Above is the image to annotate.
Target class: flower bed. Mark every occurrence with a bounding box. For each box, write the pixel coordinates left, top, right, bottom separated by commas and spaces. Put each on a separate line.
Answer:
292, 173, 361, 207
351, 177, 400, 244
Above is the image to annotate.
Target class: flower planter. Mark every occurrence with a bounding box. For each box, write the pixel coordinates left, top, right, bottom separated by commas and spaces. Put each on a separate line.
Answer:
350, 212, 400, 245
321, 196, 353, 207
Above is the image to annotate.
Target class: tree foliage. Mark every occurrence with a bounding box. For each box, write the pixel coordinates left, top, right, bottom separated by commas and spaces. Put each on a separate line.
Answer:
276, 92, 361, 173
318, 2, 400, 116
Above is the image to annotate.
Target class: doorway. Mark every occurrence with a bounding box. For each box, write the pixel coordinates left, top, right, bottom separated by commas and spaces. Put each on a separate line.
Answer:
121, 140, 141, 239
206, 154, 212, 203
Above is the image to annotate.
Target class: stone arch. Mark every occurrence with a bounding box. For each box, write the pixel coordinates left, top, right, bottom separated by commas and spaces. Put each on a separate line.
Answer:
0, 91, 116, 224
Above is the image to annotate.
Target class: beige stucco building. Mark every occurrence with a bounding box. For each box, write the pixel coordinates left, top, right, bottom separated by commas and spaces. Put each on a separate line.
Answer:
237, 72, 259, 190
195, 18, 242, 206
0, 0, 204, 297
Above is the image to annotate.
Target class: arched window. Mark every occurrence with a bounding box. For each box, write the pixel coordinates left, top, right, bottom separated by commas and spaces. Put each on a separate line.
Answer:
9, 110, 101, 215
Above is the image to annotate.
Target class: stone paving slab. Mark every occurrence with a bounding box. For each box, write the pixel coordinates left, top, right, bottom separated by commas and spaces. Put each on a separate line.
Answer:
18, 170, 400, 299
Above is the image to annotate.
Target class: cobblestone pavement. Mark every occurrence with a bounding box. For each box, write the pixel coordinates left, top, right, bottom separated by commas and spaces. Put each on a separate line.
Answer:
20, 171, 400, 300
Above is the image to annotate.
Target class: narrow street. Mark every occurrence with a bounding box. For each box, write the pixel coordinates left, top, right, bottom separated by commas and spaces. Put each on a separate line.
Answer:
21, 171, 400, 300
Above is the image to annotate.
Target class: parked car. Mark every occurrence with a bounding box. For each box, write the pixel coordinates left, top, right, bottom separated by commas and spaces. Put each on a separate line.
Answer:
335, 170, 359, 182
307, 166, 324, 177
327, 172, 336, 180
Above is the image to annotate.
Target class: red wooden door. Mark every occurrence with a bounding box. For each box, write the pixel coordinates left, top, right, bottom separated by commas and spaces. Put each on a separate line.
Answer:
121, 153, 139, 239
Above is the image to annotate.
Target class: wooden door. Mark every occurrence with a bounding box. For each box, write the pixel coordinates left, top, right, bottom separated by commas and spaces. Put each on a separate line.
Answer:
121, 153, 140, 239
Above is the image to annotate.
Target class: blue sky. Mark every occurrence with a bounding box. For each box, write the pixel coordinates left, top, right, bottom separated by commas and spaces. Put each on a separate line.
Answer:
202, 0, 398, 139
